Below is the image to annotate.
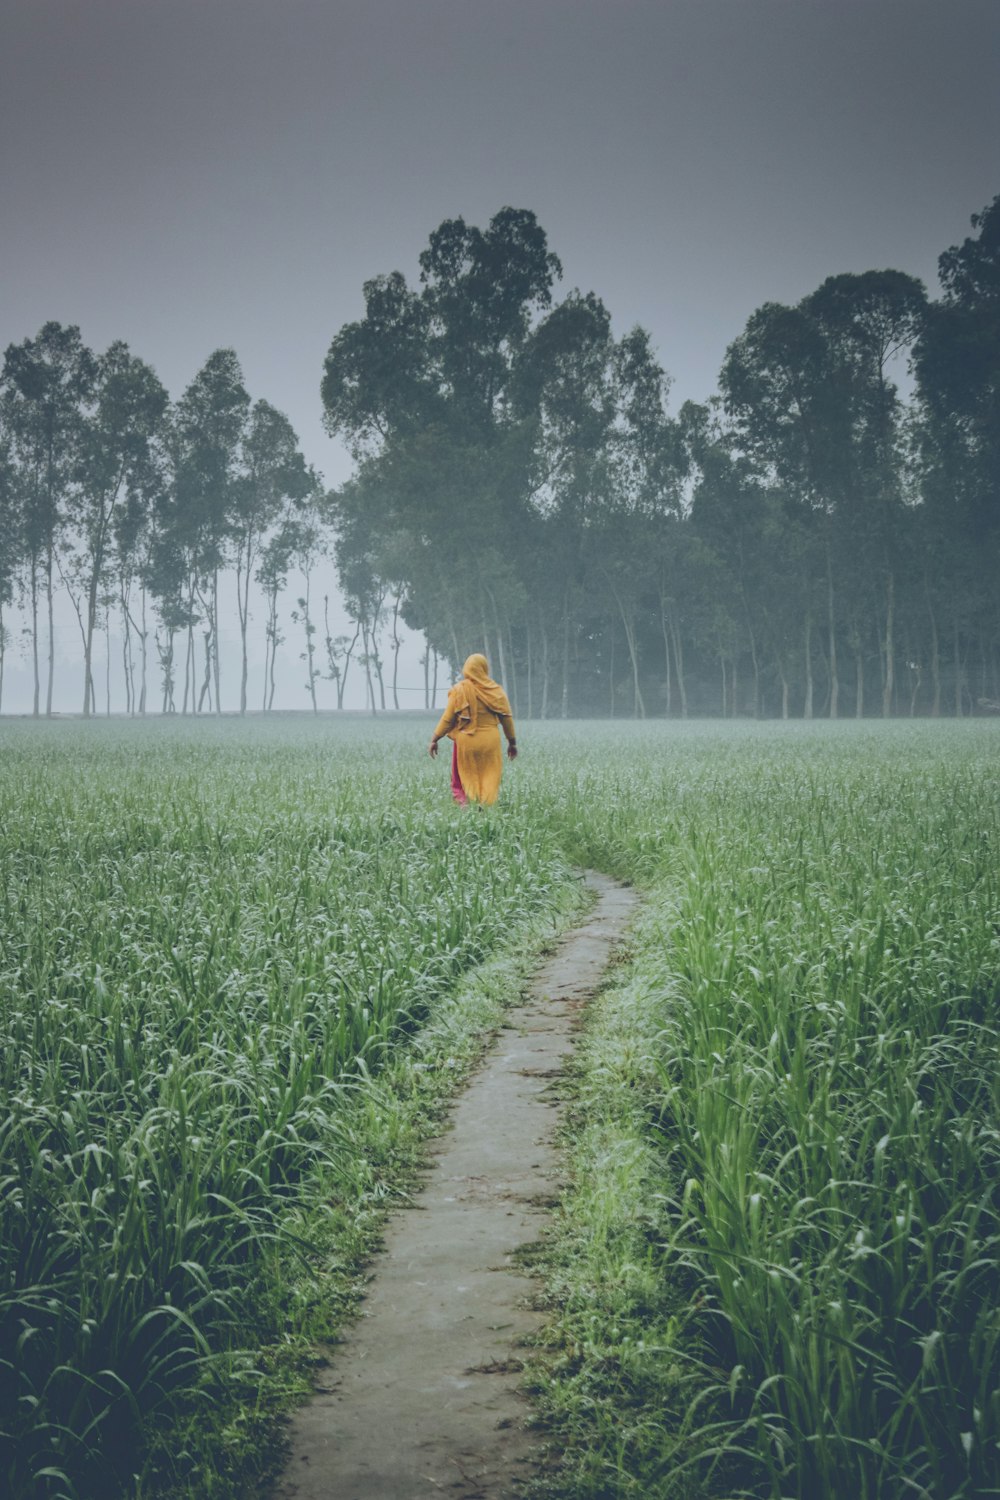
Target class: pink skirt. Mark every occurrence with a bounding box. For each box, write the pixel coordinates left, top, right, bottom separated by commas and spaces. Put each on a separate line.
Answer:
450, 741, 468, 804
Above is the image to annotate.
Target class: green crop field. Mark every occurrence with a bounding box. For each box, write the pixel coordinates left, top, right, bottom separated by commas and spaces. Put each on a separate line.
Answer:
1, 716, 998, 1499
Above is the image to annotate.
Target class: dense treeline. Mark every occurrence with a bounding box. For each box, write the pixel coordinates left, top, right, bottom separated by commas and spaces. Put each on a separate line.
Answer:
0, 330, 442, 718
2, 193, 997, 718
324, 195, 999, 718
0, 337, 321, 717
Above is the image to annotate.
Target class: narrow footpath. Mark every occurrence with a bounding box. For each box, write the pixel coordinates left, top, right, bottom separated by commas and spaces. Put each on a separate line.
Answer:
269, 871, 637, 1500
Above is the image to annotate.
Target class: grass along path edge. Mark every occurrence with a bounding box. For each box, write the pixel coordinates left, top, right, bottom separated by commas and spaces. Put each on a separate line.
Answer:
525, 747, 1000, 1500
138, 872, 589, 1500
523, 883, 702, 1500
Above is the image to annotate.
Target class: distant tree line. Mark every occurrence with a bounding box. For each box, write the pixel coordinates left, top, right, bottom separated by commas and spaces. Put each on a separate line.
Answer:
324, 196, 999, 718
2, 194, 996, 718
0, 336, 423, 717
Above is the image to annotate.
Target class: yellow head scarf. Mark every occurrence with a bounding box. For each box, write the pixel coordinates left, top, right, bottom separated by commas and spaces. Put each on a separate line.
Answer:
455, 653, 511, 734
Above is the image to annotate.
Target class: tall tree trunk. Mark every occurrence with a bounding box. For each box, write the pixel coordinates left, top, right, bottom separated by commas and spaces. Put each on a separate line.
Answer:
30, 557, 40, 718
302, 574, 318, 714
608, 617, 616, 718
506, 625, 518, 716
660, 603, 672, 717
953, 612, 962, 718
803, 613, 814, 720
121, 593, 133, 716
168, 631, 176, 713
0, 604, 5, 714
667, 613, 688, 719
778, 657, 790, 720
159, 631, 174, 713
83, 569, 99, 717
267, 586, 280, 711
881, 570, 895, 718
614, 589, 645, 719
488, 603, 504, 684
486, 589, 510, 707
139, 588, 148, 715
928, 595, 940, 717
826, 541, 839, 719
198, 631, 213, 712
105, 610, 112, 716
540, 621, 550, 720
909, 660, 922, 717
432, 649, 439, 710
45, 544, 55, 717
263, 583, 278, 710
213, 570, 222, 715
183, 603, 195, 714
339, 620, 360, 710
361, 620, 376, 716
560, 594, 570, 719
373, 636, 386, 711
390, 592, 402, 711
238, 558, 250, 715
747, 621, 760, 718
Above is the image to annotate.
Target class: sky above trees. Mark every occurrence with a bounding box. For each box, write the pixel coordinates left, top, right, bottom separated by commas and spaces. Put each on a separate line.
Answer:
1, 0, 997, 714
2, 0, 998, 484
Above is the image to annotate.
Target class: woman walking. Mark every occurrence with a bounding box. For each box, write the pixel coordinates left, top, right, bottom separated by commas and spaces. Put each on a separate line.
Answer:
428, 653, 517, 805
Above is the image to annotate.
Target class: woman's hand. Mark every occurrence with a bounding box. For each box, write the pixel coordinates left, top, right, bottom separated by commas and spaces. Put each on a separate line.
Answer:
507, 742, 518, 760
428, 740, 439, 759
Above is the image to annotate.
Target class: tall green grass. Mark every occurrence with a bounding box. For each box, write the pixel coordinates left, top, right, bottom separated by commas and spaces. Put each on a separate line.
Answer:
527, 720, 1000, 1498
0, 717, 571, 1499
2, 716, 998, 1499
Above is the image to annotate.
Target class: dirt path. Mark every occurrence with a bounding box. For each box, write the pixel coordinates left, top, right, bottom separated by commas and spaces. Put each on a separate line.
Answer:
269, 871, 637, 1500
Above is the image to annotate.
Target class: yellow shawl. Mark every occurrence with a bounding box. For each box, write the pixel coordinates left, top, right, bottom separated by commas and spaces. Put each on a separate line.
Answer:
453, 653, 511, 734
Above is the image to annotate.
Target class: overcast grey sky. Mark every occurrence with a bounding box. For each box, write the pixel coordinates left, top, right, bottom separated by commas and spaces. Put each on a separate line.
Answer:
1, 0, 997, 712
3, 0, 998, 487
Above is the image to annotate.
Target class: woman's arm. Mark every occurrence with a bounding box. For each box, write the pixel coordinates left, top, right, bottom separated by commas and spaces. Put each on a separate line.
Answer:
428, 698, 458, 757
499, 713, 518, 759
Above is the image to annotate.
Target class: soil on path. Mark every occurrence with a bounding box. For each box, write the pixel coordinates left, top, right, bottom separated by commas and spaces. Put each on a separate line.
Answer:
269, 871, 637, 1500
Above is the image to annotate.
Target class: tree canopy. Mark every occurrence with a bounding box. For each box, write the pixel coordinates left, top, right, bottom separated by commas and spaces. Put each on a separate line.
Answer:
1, 194, 997, 718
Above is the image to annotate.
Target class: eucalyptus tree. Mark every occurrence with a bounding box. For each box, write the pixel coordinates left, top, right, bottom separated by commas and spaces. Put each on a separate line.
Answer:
589, 327, 680, 717
519, 297, 679, 716
292, 480, 330, 714
145, 529, 189, 713
331, 497, 390, 714
255, 511, 299, 712
322, 209, 561, 684
681, 400, 776, 716
721, 300, 849, 714
914, 194, 1000, 711
804, 270, 926, 716
232, 400, 310, 713
322, 608, 360, 710
169, 349, 250, 712
1, 322, 95, 715
517, 290, 619, 714
113, 445, 168, 716
60, 341, 168, 714
0, 428, 19, 710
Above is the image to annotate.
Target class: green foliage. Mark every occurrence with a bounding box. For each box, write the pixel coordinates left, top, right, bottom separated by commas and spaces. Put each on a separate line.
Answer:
1, 717, 998, 1499
0, 716, 573, 1498
524, 719, 1000, 1499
